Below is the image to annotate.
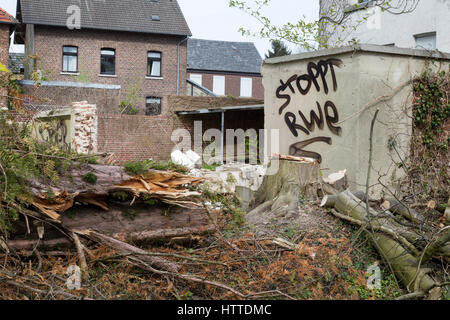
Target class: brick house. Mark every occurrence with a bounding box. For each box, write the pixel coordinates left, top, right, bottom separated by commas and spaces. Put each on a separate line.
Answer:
0, 7, 17, 108
14, 0, 191, 115
187, 39, 264, 99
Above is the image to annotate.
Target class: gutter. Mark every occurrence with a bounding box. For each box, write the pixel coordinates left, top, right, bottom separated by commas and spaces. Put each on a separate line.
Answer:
177, 36, 189, 95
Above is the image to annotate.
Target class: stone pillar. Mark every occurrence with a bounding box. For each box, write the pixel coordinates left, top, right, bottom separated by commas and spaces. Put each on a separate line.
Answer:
72, 101, 98, 154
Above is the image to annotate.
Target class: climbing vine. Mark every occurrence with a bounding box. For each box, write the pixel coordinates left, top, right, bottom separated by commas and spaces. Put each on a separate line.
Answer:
409, 68, 450, 202
413, 70, 450, 150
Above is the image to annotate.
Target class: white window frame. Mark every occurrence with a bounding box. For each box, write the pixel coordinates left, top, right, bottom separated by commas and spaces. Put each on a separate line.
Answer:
213, 75, 225, 96
190, 74, 203, 86
240, 77, 253, 98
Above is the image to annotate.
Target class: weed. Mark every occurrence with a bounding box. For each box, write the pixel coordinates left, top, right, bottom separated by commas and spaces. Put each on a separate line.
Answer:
82, 172, 98, 185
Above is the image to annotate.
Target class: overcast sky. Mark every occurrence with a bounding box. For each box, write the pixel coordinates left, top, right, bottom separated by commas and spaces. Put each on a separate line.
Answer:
0, 0, 319, 56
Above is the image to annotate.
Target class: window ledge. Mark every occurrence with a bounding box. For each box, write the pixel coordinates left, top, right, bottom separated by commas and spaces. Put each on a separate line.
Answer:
145, 76, 163, 80
99, 74, 117, 78
60, 72, 79, 76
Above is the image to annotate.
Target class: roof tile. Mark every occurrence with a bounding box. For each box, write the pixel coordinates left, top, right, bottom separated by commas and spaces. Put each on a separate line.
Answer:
0, 7, 17, 24
188, 39, 262, 74
18, 0, 190, 36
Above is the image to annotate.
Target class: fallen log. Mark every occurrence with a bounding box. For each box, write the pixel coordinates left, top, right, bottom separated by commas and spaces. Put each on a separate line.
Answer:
119, 225, 216, 242
27, 164, 204, 220
7, 237, 72, 251
326, 190, 439, 295
74, 230, 181, 273
381, 198, 424, 223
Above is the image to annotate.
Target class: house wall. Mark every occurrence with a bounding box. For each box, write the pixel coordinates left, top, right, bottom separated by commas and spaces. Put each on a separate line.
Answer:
0, 24, 9, 67
31, 25, 188, 114
320, 0, 450, 52
0, 24, 10, 108
262, 46, 450, 197
187, 71, 264, 99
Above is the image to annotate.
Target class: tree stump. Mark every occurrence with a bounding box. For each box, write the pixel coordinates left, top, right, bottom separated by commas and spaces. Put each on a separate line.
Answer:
246, 159, 320, 226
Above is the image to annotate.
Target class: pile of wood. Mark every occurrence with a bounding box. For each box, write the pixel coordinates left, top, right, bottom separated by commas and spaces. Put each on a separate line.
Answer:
247, 156, 449, 300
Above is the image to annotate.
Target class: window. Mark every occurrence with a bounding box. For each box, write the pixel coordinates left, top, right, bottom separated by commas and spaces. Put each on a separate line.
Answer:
147, 51, 162, 77
190, 74, 203, 86
415, 33, 436, 51
213, 75, 225, 96
240, 78, 253, 97
146, 97, 162, 115
345, 0, 371, 12
62, 46, 78, 73
100, 48, 115, 75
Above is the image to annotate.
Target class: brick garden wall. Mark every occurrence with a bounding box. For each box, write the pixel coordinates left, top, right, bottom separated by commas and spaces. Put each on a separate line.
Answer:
97, 96, 264, 162
21, 82, 121, 114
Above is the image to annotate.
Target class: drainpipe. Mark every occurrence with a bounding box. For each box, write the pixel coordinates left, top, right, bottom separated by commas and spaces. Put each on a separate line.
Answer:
221, 111, 225, 164
177, 36, 189, 95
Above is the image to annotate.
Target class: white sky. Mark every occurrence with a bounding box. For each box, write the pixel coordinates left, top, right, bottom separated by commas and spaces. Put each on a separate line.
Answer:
0, 0, 319, 56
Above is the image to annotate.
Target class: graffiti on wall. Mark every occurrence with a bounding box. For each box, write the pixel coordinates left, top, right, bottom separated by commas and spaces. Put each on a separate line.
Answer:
37, 119, 71, 150
275, 58, 343, 162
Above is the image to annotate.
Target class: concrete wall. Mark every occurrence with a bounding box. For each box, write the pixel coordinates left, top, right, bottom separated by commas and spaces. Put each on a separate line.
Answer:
262, 45, 450, 197
321, 0, 450, 52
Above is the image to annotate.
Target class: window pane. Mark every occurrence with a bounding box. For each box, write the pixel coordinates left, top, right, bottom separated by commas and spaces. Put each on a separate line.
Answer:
150, 61, 161, 76
101, 49, 115, 56
190, 74, 202, 86
63, 46, 77, 54
240, 78, 253, 97
148, 52, 161, 59
63, 55, 77, 72
101, 55, 115, 74
213, 76, 225, 95
415, 34, 436, 50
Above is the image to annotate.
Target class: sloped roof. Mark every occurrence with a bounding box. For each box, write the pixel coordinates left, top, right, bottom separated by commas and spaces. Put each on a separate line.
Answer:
17, 0, 191, 36
188, 39, 262, 74
0, 7, 17, 24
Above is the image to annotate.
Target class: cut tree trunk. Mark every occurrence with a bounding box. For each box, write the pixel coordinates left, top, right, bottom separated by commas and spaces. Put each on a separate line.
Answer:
247, 159, 320, 225
381, 198, 424, 223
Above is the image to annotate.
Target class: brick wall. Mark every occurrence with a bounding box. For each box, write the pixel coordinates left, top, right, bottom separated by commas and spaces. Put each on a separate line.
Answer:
97, 113, 187, 162
97, 96, 265, 162
21, 82, 121, 114
187, 71, 264, 99
0, 24, 10, 108
33, 25, 187, 114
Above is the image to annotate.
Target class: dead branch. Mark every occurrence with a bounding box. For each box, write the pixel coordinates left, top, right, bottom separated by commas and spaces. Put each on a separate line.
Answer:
75, 230, 181, 273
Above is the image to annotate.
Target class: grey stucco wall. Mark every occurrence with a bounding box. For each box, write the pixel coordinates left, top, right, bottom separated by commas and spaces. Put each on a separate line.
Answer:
262, 45, 450, 197
321, 0, 450, 53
